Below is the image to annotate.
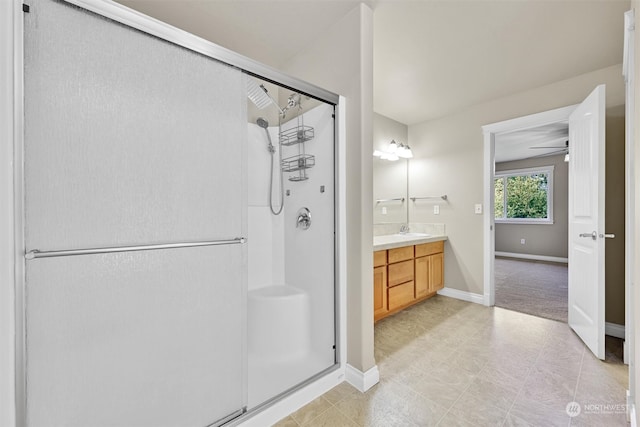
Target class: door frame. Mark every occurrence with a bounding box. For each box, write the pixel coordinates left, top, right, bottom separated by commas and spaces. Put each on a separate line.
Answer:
481, 105, 577, 307
623, 7, 635, 413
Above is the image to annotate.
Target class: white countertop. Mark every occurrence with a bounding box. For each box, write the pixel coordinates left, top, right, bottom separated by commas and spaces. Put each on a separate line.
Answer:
373, 234, 447, 251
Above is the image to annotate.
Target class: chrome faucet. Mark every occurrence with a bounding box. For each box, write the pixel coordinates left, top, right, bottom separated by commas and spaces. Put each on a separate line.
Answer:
399, 224, 410, 234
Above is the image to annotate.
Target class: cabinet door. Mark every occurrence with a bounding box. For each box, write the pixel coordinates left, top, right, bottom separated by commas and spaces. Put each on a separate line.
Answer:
374, 266, 388, 320
415, 256, 429, 299
429, 252, 444, 292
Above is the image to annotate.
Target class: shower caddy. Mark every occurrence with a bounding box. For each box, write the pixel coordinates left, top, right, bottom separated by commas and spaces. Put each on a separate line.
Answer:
280, 107, 315, 182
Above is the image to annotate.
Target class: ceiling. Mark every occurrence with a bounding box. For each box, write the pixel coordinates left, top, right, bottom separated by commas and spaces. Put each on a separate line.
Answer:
118, 0, 628, 126
494, 122, 569, 163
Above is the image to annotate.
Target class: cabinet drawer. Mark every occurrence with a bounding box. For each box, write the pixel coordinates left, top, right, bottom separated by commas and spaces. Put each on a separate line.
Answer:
373, 250, 387, 267
415, 241, 444, 257
388, 245, 414, 263
388, 281, 414, 310
388, 259, 414, 287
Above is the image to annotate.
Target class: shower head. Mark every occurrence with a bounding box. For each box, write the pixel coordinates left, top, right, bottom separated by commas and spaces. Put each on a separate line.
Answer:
256, 117, 275, 153
256, 117, 269, 129
246, 79, 285, 116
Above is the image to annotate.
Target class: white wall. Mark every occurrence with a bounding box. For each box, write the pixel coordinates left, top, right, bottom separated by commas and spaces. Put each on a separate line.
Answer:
0, 1, 18, 425
409, 64, 625, 296
632, 4, 640, 425
281, 4, 376, 376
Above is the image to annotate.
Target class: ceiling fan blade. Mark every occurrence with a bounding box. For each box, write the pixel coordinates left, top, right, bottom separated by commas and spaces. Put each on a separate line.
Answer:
529, 146, 568, 149
526, 148, 568, 159
529, 140, 569, 150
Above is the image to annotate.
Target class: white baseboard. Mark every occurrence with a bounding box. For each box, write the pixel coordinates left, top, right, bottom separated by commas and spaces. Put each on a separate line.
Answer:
495, 251, 568, 264
605, 322, 625, 339
345, 364, 379, 392
437, 287, 484, 305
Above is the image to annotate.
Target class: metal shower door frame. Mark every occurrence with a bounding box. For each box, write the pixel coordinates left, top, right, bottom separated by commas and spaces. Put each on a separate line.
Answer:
6, 0, 344, 425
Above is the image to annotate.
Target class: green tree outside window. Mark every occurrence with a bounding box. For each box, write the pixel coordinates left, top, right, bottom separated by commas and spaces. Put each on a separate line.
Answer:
494, 168, 552, 222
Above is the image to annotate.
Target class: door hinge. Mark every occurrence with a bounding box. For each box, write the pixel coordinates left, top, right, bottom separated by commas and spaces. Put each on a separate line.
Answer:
23, 3, 30, 13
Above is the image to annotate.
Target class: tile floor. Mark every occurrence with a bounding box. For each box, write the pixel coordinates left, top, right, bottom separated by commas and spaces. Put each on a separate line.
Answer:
273, 295, 629, 426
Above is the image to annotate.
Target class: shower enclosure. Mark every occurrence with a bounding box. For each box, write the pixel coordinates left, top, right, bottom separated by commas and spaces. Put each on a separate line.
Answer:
15, 0, 339, 426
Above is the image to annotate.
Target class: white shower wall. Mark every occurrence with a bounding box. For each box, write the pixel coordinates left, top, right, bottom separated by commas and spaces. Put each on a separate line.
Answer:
247, 102, 335, 358
281, 104, 335, 359
247, 124, 285, 291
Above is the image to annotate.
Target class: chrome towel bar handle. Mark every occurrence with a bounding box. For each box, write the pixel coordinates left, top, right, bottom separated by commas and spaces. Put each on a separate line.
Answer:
25, 237, 246, 260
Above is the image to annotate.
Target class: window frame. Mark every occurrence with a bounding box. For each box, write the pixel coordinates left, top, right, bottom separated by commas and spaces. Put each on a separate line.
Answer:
494, 165, 554, 225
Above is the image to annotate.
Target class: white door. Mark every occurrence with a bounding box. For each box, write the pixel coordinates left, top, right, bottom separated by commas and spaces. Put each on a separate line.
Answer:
568, 85, 606, 360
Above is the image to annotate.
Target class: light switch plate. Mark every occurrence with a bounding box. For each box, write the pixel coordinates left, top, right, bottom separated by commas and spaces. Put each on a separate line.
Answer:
434, 205, 440, 215
382, 207, 387, 215
474, 204, 482, 214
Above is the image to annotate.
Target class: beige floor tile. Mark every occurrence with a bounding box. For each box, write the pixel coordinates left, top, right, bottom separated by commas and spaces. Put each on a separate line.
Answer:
434, 411, 478, 426
580, 352, 629, 389
272, 415, 300, 427
477, 362, 529, 394
508, 394, 571, 427
425, 360, 479, 387
568, 411, 628, 427
289, 396, 333, 426
574, 372, 628, 409
333, 390, 413, 427
322, 382, 359, 405
520, 365, 578, 407
375, 379, 449, 426
284, 296, 628, 427
301, 406, 359, 427
503, 413, 537, 427
447, 392, 509, 426
462, 376, 517, 412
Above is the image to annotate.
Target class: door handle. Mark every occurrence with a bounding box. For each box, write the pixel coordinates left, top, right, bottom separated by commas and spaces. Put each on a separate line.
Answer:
579, 231, 597, 240
600, 233, 615, 239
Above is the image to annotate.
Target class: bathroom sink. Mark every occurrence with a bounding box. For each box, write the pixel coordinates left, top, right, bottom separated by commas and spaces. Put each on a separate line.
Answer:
393, 232, 431, 237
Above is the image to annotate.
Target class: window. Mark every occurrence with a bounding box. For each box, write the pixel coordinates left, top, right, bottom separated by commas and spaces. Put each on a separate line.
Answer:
494, 166, 554, 224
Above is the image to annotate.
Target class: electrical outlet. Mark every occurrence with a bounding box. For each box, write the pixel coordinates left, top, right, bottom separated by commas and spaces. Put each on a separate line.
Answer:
433, 205, 440, 215
382, 207, 387, 215
520, 238, 526, 245
474, 204, 482, 214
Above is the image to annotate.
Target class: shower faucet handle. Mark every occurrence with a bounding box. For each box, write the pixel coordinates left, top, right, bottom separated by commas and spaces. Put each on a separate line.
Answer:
296, 207, 311, 230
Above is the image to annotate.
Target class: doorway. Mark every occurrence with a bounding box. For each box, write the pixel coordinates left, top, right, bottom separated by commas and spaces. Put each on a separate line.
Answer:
483, 95, 627, 362
482, 105, 576, 308
492, 122, 570, 322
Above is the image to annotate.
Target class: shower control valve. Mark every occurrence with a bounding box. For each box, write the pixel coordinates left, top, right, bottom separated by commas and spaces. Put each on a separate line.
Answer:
296, 207, 311, 230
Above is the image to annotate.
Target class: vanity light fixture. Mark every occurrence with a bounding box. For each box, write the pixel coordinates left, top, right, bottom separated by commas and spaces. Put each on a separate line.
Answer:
373, 140, 413, 161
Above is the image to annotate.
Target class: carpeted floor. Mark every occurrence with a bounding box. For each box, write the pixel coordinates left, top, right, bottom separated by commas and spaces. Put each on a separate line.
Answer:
495, 257, 568, 323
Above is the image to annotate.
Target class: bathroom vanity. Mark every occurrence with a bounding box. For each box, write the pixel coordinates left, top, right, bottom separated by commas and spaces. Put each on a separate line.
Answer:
373, 235, 447, 322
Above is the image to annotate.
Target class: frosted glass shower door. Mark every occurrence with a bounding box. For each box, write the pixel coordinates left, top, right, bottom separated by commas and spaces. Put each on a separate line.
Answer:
22, 1, 247, 426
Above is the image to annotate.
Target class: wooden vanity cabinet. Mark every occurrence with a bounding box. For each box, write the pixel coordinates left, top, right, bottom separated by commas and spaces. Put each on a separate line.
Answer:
373, 250, 388, 320
415, 241, 444, 295
374, 240, 444, 322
